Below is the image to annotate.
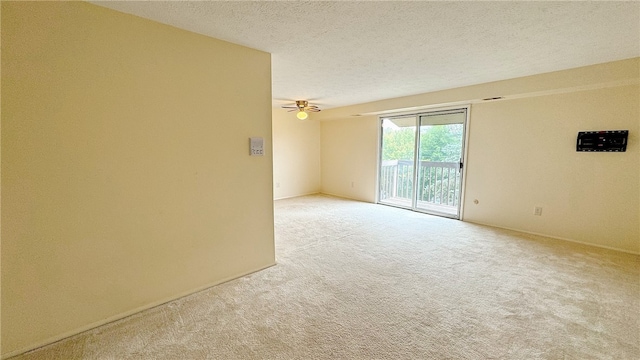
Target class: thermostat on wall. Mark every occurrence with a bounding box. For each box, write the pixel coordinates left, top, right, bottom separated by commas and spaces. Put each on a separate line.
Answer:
250, 137, 264, 156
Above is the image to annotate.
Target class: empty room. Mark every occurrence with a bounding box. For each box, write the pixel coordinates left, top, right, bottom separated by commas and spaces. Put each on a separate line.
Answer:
2, 1, 639, 359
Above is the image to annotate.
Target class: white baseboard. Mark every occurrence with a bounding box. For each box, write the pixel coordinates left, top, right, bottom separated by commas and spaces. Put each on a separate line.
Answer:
315, 191, 373, 203
274, 191, 320, 201
2, 262, 277, 360
465, 220, 640, 256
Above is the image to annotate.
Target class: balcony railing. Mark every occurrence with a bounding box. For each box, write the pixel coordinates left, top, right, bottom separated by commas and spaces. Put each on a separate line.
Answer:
380, 160, 461, 209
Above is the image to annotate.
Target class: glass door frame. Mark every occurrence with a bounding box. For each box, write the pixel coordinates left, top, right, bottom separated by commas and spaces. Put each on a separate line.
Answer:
376, 105, 470, 220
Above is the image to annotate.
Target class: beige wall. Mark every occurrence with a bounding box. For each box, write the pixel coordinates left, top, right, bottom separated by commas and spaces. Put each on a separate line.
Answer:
272, 109, 321, 199
319, 59, 639, 254
464, 85, 639, 253
1, 2, 274, 356
321, 116, 379, 203
0, 2, 3, 353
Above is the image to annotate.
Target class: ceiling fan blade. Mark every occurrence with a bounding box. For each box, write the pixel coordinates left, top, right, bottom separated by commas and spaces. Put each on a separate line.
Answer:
282, 101, 321, 113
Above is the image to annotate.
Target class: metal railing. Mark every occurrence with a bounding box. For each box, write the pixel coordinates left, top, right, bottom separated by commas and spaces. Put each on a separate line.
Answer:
380, 160, 461, 207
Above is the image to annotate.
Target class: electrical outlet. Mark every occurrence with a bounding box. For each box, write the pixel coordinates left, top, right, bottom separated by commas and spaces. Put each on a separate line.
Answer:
276, 182, 280, 188
534, 207, 543, 216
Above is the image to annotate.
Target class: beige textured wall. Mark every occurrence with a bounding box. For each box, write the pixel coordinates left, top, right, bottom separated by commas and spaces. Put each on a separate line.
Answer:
272, 109, 321, 199
1, 2, 274, 356
318, 59, 639, 254
464, 85, 639, 253
0, 2, 2, 353
320, 116, 379, 203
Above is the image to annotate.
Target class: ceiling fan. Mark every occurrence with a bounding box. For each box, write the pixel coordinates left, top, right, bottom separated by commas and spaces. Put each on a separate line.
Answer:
282, 100, 321, 120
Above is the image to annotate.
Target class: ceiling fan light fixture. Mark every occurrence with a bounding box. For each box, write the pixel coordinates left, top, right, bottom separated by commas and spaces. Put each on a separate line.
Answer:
282, 100, 319, 120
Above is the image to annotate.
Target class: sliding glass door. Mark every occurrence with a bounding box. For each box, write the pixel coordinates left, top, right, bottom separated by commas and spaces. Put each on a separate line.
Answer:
378, 108, 467, 219
379, 116, 417, 208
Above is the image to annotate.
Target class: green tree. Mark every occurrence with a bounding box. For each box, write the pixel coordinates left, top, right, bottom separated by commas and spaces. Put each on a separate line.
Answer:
419, 124, 463, 162
381, 127, 415, 161
382, 124, 462, 162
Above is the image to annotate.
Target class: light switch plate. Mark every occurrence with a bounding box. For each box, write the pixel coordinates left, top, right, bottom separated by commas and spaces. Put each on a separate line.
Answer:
250, 137, 264, 156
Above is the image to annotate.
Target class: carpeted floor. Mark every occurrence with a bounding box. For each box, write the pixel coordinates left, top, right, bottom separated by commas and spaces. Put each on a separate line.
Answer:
11, 194, 640, 359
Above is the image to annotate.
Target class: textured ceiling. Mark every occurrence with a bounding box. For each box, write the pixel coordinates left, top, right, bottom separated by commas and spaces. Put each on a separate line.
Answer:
92, 1, 640, 109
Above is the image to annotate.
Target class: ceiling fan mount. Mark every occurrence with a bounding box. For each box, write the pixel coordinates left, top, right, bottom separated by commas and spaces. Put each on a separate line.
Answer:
282, 100, 321, 117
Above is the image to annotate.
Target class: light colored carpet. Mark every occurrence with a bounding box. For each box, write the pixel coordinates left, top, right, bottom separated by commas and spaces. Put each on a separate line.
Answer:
11, 194, 640, 359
